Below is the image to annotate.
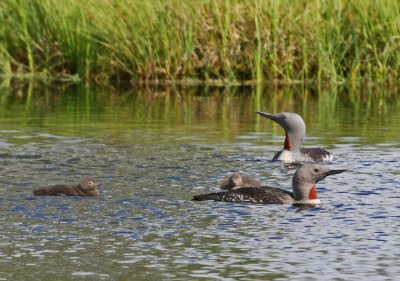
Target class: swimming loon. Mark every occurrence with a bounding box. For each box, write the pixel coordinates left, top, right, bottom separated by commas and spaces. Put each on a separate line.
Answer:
193, 164, 345, 204
220, 174, 262, 190
257, 111, 333, 162
33, 178, 99, 196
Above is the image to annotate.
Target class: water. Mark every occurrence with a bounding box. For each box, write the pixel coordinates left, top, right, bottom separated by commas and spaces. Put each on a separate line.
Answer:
0, 84, 400, 280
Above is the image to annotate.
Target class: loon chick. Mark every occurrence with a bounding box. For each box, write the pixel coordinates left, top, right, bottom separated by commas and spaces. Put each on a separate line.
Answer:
220, 174, 262, 190
257, 111, 333, 162
193, 164, 345, 204
33, 178, 99, 196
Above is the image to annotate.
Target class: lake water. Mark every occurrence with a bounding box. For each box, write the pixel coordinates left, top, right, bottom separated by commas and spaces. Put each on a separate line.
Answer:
0, 84, 399, 280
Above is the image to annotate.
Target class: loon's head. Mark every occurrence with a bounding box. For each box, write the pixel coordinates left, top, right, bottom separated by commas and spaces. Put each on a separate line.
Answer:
291, 164, 346, 203
220, 174, 243, 190
257, 111, 306, 151
229, 174, 243, 190
78, 178, 99, 195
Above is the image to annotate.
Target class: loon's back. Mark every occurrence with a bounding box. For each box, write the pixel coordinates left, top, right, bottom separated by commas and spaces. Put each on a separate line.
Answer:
193, 186, 295, 204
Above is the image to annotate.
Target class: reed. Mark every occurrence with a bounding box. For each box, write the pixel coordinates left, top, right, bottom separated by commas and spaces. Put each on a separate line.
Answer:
0, 0, 399, 85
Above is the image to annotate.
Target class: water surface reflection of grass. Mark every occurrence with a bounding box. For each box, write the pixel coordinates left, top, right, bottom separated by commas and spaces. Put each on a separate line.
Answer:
0, 84, 399, 145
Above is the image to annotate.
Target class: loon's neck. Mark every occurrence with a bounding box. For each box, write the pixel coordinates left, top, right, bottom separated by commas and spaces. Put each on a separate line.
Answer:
284, 132, 303, 152
291, 183, 321, 204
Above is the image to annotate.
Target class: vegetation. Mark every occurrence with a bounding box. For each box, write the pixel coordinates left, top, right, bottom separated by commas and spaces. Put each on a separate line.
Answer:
0, 0, 400, 85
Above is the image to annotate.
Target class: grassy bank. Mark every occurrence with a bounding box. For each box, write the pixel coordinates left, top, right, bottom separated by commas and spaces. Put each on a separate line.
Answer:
0, 0, 399, 85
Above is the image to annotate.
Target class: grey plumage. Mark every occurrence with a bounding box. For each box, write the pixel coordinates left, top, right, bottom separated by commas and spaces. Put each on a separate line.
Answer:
257, 111, 333, 162
33, 178, 99, 196
220, 174, 262, 190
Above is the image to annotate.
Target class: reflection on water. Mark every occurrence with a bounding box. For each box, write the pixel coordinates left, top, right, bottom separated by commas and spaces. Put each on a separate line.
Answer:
0, 84, 400, 280
1, 84, 399, 142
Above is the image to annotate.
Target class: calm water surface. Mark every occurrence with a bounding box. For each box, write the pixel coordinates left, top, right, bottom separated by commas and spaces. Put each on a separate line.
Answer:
0, 85, 399, 280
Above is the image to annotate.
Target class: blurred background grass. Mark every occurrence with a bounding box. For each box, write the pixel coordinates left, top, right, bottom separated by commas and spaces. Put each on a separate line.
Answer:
1, 0, 399, 85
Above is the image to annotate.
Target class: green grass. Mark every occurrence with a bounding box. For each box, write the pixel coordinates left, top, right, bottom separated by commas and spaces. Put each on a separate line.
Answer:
0, 0, 399, 85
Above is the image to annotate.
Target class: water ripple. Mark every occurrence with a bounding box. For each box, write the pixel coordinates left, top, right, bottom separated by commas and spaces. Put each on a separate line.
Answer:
0, 129, 400, 280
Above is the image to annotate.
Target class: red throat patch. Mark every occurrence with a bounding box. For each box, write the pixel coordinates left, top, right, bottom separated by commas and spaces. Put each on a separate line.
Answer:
284, 133, 291, 150
308, 185, 318, 200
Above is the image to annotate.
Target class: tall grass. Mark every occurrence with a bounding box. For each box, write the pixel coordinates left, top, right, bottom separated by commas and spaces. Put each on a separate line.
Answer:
0, 0, 399, 85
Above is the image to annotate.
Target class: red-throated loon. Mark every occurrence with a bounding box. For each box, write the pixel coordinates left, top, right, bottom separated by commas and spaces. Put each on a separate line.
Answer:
257, 111, 333, 162
220, 174, 262, 190
33, 178, 99, 196
193, 164, 345, 204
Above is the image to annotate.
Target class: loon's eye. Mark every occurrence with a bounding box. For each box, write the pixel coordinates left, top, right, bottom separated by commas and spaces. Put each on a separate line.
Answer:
313, 168, 319, 173
281, 115, 286, 120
